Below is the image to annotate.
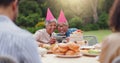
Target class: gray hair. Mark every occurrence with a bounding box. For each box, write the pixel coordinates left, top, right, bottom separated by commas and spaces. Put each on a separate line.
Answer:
58, 22, 69, 26
45, 19, 57, 26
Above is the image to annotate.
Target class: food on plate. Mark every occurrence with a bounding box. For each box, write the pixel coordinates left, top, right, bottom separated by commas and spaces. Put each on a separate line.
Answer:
58, 43, 69, 53
65, 50, 75, 55
69, 30, 83, 41
81, 49, 100, 56
67, 42, 79, 52
80, 50, 88, 53
42, 44, 51, 50
52, 42, 80, 56
54, 49, 65, 55
88, 49, 100, 55
51, 44, 58, 52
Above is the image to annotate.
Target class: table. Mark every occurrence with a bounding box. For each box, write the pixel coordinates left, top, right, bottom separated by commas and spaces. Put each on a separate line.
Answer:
41, 54, 100, 63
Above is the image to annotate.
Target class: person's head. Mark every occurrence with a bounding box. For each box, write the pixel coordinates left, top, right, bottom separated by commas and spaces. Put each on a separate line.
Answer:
45, 19, 57, 34
57, 10, 68, 34
0, 0, 19, 21
57, 23, 69, 34
109, 0, 120, 32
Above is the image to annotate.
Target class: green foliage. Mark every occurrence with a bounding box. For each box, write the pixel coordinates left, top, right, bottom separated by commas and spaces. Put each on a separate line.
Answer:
103, 0, 114, 13
69, 17, 83, 29
69, 17, 99, 31
97, 12, 109, 29
16, 0, 42, 27
35, 21, 45, 28
22, 27, 43, 33
15, 0, 111, 33
83, 24, 99, 31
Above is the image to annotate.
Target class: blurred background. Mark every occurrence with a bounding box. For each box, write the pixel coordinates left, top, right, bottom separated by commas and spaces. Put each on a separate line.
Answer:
16, 0, 114, 42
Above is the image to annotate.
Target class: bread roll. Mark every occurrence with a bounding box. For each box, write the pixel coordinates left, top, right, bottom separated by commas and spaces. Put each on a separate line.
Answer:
51, 44, 58, 52
54, 49, 64, 55
65, 50, 75, 55
67, 42, 79, 51
80, 50, 88, 53
58, 43, 69, 53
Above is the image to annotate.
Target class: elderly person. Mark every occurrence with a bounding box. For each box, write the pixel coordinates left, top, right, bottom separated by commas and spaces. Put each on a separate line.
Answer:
99, 0, 120, 63
56, 10, 77, 43
0, 0, 42, 63
34, 8, 57, 46
57, 10, 77, 37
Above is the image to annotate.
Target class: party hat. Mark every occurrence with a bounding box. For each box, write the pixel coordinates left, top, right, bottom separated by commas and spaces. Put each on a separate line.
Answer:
58, 10, 67, 24
46, 8, 55, 21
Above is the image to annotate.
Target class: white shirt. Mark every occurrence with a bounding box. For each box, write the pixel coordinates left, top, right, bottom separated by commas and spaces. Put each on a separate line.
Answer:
34, 29, 56, 44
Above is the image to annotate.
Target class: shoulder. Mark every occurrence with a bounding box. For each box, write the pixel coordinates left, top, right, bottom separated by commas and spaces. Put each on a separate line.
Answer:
102, 33, 120, 45
68, 28, 77, 32
34, 29, 46, 36
107, 33, 120, 40
35, 29, 46, 33
0, 28, 37, 51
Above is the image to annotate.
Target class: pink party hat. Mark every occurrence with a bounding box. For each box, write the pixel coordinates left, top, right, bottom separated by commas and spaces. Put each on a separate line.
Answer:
46, 8, 55, 21
58, 10, 67, 24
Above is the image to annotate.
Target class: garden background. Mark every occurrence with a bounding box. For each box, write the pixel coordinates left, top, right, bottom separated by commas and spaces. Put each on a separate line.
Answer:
16, 0, 114, 42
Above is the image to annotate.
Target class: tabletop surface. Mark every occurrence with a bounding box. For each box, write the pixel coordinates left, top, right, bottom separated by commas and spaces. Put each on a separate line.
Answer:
41, 54, 100, 63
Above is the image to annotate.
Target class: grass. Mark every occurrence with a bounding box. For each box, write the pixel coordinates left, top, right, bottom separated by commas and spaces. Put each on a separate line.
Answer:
84, 29, 112, 43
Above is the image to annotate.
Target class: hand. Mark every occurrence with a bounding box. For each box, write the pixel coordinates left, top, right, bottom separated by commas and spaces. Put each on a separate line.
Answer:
37, 42, 43, 47
49, 38, 56, 44
65, 37, 70, 42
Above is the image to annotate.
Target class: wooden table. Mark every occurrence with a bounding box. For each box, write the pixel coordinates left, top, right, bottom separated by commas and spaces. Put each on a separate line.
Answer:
41, 54, 100, 63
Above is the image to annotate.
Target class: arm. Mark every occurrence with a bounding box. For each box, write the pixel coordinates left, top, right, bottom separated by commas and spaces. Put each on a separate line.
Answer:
33, 30, 48, 46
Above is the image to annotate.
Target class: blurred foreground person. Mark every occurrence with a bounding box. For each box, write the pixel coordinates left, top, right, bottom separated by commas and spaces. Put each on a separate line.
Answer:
0, 0, 42, 63
99, 0, 120, 63
0, 56, 18, 63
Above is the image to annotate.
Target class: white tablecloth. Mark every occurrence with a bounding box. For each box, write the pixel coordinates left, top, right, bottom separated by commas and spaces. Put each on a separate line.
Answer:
41, 54, 99, 63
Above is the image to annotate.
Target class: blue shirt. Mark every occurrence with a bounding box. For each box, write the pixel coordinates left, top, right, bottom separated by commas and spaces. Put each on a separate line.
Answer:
0, 15, 42, 63
65, 28, 78, 37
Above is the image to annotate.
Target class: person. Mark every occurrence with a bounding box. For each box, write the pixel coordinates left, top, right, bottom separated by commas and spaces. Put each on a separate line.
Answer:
57, 10, 78, 37
99, 0, 120, 63
34, 8, 57, 46
56, 10, 78, 43
0, 0, 42, 63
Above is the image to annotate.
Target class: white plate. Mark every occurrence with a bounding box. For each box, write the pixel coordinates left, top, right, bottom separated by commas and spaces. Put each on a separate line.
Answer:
80, 46, 95, 50
56, 54, 82, 58
82, 53, 99, 57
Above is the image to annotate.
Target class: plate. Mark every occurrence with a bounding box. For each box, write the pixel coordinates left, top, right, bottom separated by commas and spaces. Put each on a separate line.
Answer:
80, 46, 95, 50
82, 52, 99, 57
56, 54, 82, 58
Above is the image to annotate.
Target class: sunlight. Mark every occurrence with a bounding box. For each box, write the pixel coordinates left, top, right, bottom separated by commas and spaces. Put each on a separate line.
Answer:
56, 0, 94, 18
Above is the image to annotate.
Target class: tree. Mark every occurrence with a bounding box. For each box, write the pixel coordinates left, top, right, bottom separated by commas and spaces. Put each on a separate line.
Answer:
16, 0, 42, 27
103, 0, 114, 13
89, 0, 98, 23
